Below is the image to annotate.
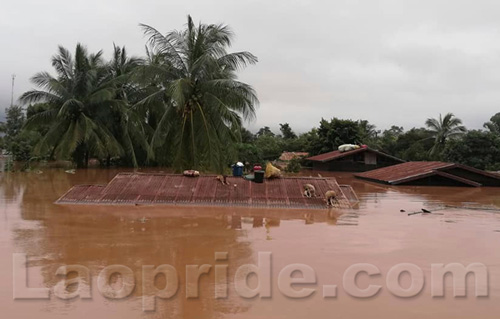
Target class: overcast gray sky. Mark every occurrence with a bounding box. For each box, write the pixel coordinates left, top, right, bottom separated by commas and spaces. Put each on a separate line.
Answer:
1, 0, 499, 133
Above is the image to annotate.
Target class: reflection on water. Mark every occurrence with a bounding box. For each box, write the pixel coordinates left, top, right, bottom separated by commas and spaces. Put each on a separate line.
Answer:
1, 168, 500, 318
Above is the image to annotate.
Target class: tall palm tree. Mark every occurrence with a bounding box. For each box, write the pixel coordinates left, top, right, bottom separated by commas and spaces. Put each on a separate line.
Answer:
20, 44, 124, 167
136, 16, 258, 172
106, 44, 152, 167
358, 119, 378, 142
425, 113, 466, 157
484, 112, 500, 134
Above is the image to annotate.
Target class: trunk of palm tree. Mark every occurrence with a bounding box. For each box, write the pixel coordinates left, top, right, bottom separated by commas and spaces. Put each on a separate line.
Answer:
73, 146, 86, 168
84, 151, 89, 168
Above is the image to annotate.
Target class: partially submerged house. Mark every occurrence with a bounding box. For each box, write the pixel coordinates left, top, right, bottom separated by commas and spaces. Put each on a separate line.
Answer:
306, 147, 404, 172
56, 172, 359, 209
354, 161, 500, 187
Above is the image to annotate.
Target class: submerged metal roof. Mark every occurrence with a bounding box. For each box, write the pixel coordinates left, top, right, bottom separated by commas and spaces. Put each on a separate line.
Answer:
354, 161, 500, 187
306, 147, 404, 163
56, 173, 356, 209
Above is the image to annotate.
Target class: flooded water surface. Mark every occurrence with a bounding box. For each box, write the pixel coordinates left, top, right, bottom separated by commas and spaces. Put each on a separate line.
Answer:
1, 169, 500, 318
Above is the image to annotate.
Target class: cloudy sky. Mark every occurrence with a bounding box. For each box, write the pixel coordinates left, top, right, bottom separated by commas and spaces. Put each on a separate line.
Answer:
1, 0, 499, 133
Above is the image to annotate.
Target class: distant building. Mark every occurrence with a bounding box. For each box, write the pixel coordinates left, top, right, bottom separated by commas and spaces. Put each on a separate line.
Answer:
279, 152, 309, 161
355, 161, 500, 187
306, 147, 404, 172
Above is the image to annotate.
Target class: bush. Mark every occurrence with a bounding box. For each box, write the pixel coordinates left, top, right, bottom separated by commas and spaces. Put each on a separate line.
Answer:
443, 130, 500, 170
285, 157, 302, 173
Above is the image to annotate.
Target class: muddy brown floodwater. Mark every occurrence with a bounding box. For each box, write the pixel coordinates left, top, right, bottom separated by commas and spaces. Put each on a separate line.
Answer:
1, 168, 500, 318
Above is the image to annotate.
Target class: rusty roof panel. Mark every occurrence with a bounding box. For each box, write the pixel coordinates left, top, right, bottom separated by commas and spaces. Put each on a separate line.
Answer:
266, 179, 288, 206
154, 175, 183, 203
59, 185, 91, 202
102, 173, 131, 194
214, 181, 231, 203
192, 177, 217, 202
137, 175, 166, 203
355, 162, 454, 184
306, 147, 404, 163
340, 185, 359, 204
115, 174, 141, 203
354, 161, 500, 187
230, 177, 250, 204
175, 177, 198, 203
56, 173, 360, 210
80, 185, 106, 203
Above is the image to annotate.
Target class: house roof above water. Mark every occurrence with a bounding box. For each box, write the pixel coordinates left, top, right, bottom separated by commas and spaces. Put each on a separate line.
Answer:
56, 172, 358, 209
354, 161, 500, 187
306, 147, 405, 163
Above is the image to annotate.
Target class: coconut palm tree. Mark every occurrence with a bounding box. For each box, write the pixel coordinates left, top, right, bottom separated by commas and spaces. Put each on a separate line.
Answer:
106, 44, 152, 167
20, 44, 124, 167
136, 16, 258, 172
425, 113, 466, 157
484, 112, 500, 134
358, 119, 379, 143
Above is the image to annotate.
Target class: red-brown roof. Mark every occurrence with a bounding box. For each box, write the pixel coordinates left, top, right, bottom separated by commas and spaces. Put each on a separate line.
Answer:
56, 173, 357, 209
354, 161, 500, 186
306, 147, 404, 163
279, 152, 309, 161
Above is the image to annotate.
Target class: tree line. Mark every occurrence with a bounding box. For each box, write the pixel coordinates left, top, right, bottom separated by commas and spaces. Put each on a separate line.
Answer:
0, 16, 499, 172
1, 16, 258, 172
235, 112, 500, 171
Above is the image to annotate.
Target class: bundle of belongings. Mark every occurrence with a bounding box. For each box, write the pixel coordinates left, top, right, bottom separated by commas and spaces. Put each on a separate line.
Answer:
264, 162, 282, 179
183, 170, 200, 177
338, 144, 361, 153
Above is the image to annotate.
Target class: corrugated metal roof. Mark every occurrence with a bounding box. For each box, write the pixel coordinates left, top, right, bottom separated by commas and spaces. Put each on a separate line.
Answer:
355, 161, 452, 184
354, 161, 500, 186
56, 173, 358, 210
306, 147, 404, 163
339, 185, 360, 204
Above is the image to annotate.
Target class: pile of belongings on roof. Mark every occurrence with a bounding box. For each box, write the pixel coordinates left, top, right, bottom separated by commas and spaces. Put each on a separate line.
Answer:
265, 162, 282, 179
338, 144, 361, 153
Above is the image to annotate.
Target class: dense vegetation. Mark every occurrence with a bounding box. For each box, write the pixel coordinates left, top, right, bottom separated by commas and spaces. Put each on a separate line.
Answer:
1, 17, 499, 172
2, 16, 258, 172
231, 112, 499, 171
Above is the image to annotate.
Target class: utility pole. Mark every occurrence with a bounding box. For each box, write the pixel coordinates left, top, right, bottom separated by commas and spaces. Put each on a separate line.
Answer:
11, 74, 16, 107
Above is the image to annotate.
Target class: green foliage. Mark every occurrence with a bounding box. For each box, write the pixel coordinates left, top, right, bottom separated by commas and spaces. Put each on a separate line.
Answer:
236, 143, 261, 165
6, 131, 39, 161
376, 126, 404, 154
18, 17, 257, 171
3, 106, 25, 137
279, 123, 297, 139
20, 44, 127, 167
443, 130, 500, 171
285, 157, 302, 173
254, 133, 284, 160
240, 127, 255, 143
484, 112, 500, 134
309, 118, 361, 155
11, 16, 497, 173
255, 126, 274, 137
358, 119, 380, 145
1, 105, 40, 161
26, 103, 51, 135
425, 113, 466, 158
137, 16, 258, 172
357, 125, 434, 161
